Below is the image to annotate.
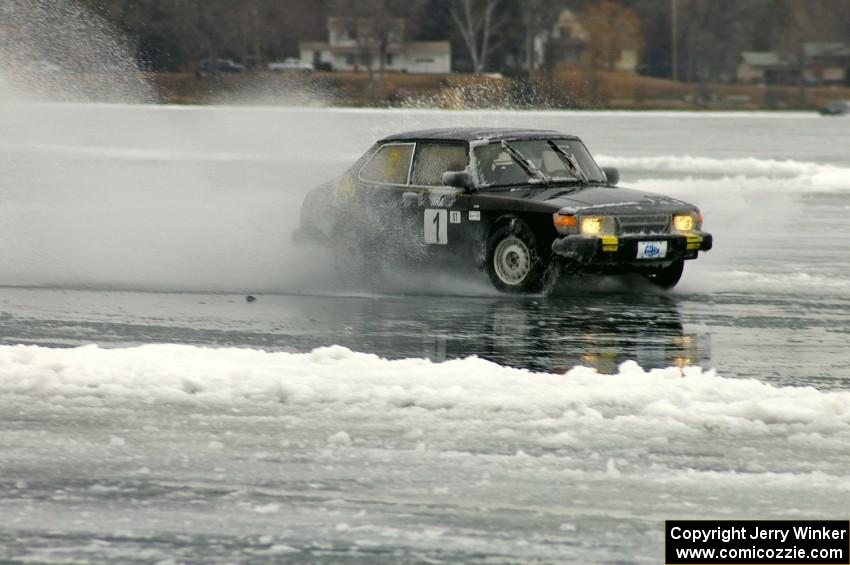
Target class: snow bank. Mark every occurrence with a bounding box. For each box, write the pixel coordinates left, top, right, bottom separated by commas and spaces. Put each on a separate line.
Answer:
3, 344, 850, 437
598, 154, 831, 178
678, 269, 850, 298
597, 154, 850, 193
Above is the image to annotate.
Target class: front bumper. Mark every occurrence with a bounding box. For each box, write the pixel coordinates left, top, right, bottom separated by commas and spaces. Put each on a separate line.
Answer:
551, 232, 713, 266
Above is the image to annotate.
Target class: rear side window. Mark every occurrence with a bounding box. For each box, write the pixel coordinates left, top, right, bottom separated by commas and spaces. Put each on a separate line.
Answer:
411, 142, 468, 186
359, 143, 414, 184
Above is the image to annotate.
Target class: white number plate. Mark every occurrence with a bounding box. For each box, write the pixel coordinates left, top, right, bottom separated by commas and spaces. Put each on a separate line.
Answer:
636, 241, 667, 259
424, 209, 448, 245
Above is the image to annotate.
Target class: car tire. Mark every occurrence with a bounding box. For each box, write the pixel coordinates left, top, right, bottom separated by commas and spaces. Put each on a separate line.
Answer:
642, 259, 684, 289
485, 220, 548, 293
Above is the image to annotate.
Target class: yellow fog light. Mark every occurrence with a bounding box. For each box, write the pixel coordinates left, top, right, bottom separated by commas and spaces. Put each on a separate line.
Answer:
673, 214, 695, 232
581, 216, 603, 235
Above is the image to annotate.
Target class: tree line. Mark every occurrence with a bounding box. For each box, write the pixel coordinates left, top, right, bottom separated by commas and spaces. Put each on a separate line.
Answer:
78, 0, 850, 82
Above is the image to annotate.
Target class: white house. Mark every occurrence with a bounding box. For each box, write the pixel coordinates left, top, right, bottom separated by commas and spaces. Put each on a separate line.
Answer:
299, 17, 451, 74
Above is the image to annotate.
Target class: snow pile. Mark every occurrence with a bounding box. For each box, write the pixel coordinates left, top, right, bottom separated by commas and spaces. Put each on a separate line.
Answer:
597, 154, 850, 193
679, 269, 850, 298
2, 343, 850, 561
3, 344, 850, 439
598, 154, 833, 178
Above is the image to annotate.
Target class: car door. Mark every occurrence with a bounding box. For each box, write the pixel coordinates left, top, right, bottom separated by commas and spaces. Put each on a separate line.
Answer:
407, 141, 475, 260
355, 142, 415, 245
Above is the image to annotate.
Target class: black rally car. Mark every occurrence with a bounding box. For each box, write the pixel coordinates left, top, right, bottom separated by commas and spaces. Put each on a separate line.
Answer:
295, 128, 712, 292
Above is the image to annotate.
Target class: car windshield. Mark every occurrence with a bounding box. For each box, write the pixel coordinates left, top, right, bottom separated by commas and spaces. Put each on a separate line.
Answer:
473, 139, 605, 187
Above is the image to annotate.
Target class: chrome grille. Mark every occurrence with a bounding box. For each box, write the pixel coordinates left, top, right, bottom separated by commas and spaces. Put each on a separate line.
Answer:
616, 214, 670, 235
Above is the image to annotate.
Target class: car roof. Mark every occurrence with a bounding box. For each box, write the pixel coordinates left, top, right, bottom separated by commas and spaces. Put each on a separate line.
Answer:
378, 127, 581, 143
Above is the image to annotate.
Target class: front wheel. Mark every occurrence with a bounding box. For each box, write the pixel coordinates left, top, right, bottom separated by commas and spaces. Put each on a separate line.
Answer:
642, 259, 684, 289
485, 221, 548, 293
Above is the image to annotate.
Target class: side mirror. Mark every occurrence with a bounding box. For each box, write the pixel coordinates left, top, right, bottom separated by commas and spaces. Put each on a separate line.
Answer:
602, 166, 619, 186
442, 170, 472, 190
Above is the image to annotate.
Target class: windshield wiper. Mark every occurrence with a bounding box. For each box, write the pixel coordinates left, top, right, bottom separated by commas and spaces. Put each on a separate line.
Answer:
500, 140, 550, 186
547, 140, 588, 184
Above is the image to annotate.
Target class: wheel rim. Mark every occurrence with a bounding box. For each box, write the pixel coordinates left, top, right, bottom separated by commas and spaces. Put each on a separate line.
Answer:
493, 236, 531, 286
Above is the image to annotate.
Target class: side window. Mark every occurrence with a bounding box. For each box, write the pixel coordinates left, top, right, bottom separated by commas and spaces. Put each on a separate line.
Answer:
359, 143, 414, 185
411, 143, 468, 186
474, 144, 530, 186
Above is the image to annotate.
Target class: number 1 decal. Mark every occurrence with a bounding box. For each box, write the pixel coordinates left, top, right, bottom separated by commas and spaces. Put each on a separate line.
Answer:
433, 211, 440, 242
424, 209, 448, 245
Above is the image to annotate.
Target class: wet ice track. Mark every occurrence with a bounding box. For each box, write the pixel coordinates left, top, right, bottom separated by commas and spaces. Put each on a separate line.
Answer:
0, 105, 849, 563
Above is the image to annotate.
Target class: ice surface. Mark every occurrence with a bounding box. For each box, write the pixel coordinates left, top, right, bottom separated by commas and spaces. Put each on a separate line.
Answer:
1, 343, 849, 562
1, 104, 849, 561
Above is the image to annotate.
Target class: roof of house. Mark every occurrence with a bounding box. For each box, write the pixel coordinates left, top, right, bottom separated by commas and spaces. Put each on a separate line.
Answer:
299, 40, 450, 55
740, 51, 798, 69
379, 128, 581, 143
803, 42, 850, 59
407, 41, 451, 55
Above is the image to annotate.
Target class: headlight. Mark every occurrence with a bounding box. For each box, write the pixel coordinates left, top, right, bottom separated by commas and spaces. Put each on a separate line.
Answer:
673, 214, 693, 231
580, 216, 616, 236
582, 216, 602, 235
673, 212, 702, 232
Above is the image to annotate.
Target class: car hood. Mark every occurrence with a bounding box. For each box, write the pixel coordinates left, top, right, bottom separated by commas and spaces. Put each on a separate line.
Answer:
491, 185, 697, 214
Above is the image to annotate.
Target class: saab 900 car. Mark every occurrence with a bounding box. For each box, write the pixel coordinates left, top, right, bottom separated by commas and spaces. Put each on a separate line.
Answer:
295, 128, 712, 292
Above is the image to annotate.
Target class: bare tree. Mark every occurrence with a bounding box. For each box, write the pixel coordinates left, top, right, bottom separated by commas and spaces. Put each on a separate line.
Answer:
368, 2, 404, 76
520, 0, 565, 72
330, 14, 393, 80
72, 0, 850, 80
331, 0, 425, 76
582, 0, 642, 71
352, 18, 378, 78
237, 0, 271, 70
450, 0, 503, 73
163, 0, 236, 74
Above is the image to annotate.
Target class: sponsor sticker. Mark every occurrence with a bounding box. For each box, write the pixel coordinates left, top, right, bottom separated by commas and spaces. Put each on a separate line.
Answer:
450, 211, 461, 224
469, 210, 481, 222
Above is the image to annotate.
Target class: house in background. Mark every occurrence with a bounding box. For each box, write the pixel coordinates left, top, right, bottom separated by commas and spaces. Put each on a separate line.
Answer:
538, 10, 590, 68
803, 42, 850, 85
737, 51, 800, 85
299, 17, 451, 74
520, 9, 639, 73
738, 43, 850, 86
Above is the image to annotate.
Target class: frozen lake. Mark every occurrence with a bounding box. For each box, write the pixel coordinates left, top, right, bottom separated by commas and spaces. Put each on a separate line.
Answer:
0, 104, 849, 563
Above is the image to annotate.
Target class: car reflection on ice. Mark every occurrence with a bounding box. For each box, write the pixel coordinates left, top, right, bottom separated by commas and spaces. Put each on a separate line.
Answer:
415, 294, 710, 374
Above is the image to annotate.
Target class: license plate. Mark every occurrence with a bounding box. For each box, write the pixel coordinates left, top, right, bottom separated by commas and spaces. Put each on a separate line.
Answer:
636, 241, 667, 259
